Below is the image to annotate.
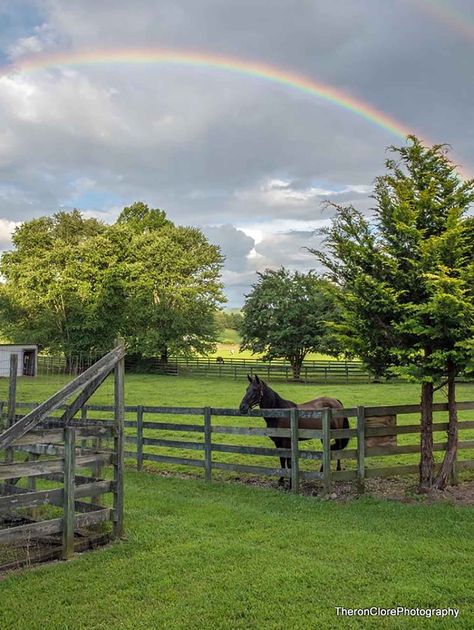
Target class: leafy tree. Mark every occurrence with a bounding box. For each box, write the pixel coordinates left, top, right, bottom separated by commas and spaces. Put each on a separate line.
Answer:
0, 203, 226, 361
240, 268, 340, 379
311, 137, 474, 489
214, 310, 243, 333
0, 210, 123, 357
110, 202, 226, 360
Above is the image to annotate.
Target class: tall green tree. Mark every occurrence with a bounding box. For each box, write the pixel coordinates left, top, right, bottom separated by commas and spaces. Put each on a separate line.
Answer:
240, 268, 340, 379
311, 137, 474, 489
109, 202, 226, 360
0, 210, 123, 356
0, 203, 226, 360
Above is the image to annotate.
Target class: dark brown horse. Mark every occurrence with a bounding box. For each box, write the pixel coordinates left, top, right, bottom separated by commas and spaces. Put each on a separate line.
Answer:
238, 374, 349, 484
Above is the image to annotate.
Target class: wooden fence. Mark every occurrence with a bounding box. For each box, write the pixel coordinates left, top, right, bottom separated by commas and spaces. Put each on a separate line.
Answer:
125, 403, 474, 493
0, 343, 125, 570
37, 354, 373, 383
7, 400, 473, 496
127, 356, 373, 383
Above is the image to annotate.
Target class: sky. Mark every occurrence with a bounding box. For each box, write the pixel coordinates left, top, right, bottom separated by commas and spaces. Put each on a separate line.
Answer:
0, 0, 473, 306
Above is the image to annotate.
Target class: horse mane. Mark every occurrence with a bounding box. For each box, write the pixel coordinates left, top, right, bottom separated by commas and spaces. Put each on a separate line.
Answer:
261, 380, 295, 409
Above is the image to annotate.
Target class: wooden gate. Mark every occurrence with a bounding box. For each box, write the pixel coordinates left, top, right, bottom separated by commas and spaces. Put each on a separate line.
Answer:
0, 342, 125, 571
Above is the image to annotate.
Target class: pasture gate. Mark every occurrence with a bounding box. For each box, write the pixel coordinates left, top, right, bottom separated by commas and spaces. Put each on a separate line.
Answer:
0, 343, 125, 571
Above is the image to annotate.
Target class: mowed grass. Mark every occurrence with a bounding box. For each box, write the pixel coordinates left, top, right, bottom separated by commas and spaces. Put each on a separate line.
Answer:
209, 342, 336, 360
0, 473, 473, 629
1, 375, 474, 628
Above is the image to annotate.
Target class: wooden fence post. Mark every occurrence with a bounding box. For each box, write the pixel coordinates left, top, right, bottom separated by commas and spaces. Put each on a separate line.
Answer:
5, 355, 18, 482
62, 426, 76, 560
357, 406, 366, 493
322, 408, 331, 496
80, 406, 87, 453
290, 407, 300, 494
204, 407, 212, 482
113, 340, 125, 539
137, 405, 144, 471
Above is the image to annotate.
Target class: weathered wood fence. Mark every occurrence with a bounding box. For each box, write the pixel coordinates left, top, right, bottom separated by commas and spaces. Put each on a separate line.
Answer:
0, 343, 125, 570
122, 403, 474, 493
127, 356, 372, 383
37, 354, 373, 383
7, 400, 471, 497
4, 382, 474, 509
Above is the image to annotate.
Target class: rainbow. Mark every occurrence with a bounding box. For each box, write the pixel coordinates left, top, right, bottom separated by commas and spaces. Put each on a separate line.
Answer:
1, 48, 416, 141
410, 0, 474, 41
0, 47, 469, 176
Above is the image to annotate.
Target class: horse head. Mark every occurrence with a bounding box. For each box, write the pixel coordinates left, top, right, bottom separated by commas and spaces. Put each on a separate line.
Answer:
239, 374, 263, 414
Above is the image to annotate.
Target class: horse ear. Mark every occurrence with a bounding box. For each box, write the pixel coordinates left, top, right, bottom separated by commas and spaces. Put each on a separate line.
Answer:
254, 374, 260, 383
247, 374, 252, 383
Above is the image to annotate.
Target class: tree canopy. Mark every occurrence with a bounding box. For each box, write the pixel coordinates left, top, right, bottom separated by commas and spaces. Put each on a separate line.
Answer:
240, 268, 340, 378
0, 203, 225, 358
311, 136, 474, 488
112, 202, 225, 359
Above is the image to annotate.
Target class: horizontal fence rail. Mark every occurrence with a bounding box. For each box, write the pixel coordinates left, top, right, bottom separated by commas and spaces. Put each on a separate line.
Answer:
36, 354, 373, 383
35, 354, 474, 383
0, 343, 125, 570
127, 356, 373, 383
2, 399, 474, 497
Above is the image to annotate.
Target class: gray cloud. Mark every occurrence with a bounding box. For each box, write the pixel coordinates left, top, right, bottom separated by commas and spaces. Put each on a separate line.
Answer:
0, 0, 472, 304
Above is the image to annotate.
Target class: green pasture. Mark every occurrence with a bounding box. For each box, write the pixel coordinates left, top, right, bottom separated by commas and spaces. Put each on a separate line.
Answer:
0, 473, 473, 629
209, 341, 335, 361
1, 375, 474, 628
210, 330, 336, 359
2, 374, 474, 484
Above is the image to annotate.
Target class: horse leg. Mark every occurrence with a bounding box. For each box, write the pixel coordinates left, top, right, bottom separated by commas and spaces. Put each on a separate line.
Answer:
337, 458, 341, 471
278, 456, 286, 486
286, 457, 292, 490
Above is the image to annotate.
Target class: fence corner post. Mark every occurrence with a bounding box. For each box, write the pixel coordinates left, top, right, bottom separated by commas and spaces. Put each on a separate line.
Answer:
290, 407, 300, 494
204, 406, 212, 482
322, 408, 332, 496
62, 426, 76, 560
113, 339, 125, 539
137, 405, 144, 471
5, 354, 18, 467
357, 405, 366, 493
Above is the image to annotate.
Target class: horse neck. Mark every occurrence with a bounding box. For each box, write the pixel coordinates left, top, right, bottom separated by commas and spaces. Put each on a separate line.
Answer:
260, 384, 295, 410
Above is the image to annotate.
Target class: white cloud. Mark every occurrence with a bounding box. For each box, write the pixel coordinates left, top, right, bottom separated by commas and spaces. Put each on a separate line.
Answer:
236, 178, 373, 208
7, 23, 58, 60
0, 218, 22, 247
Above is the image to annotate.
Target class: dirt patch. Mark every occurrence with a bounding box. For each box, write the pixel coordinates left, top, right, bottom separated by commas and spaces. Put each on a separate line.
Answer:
137, 464, 474, 506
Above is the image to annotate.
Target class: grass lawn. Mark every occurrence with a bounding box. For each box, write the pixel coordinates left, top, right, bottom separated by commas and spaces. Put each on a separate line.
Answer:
1, 376, 473, 628
0, 473, 473, 629
209, 342, 336, 360
210, 332, 337, 360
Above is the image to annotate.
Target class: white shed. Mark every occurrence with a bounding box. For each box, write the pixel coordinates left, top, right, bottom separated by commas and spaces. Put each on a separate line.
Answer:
0, 344, 38, 377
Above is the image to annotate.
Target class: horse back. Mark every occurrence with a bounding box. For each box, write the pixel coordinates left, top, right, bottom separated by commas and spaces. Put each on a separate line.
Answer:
296, 396, 345, 430
297, 396, 343, 410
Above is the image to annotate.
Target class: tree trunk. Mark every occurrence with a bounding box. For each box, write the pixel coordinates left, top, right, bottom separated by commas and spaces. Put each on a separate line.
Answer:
290, 357, 302, 380
419, 381, 434, 490
160, 346, 168, 364
433, 363, 458, 490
